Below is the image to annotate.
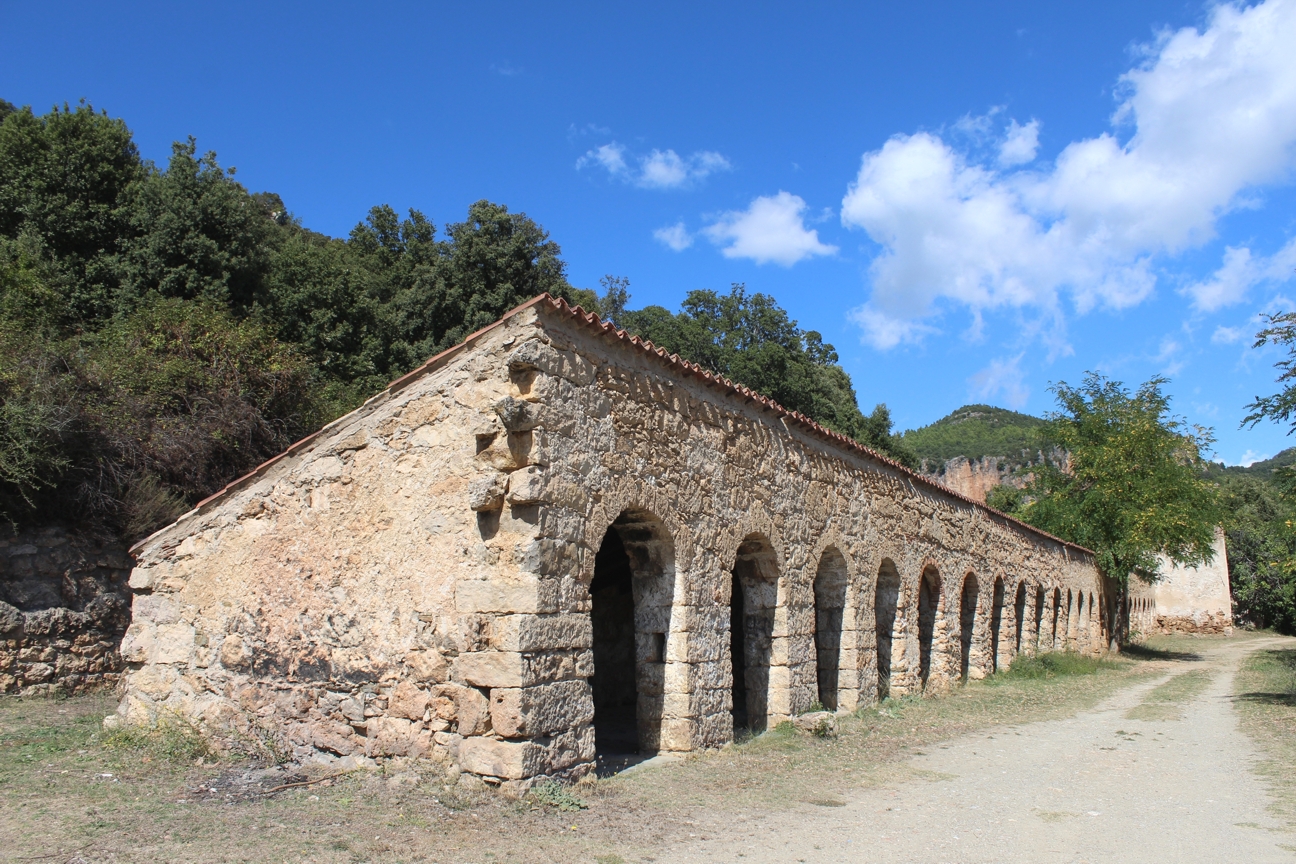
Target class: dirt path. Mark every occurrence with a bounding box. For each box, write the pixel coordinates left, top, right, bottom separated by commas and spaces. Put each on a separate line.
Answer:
658, 638, 1296, 864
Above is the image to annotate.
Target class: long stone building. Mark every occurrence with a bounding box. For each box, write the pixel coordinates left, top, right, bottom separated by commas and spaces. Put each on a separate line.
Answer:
117, 295, 1108, 786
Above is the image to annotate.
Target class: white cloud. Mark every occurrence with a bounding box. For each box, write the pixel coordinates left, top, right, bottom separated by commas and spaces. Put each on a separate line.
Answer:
703, 191, 838, 266
998, 119, 1040, 166
842, 0, 1296, 349
969, 355, 1030, 408
1211, 324, 1246, 344
577, 142, 731, 189
1184, 237, 1296, 311
1238, 449, 1271, 467
847, 304, 939, 350
653, 222, 693, 251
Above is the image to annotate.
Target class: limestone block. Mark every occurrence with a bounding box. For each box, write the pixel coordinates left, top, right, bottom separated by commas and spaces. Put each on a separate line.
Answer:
492, 613, 592, 653
119, 622, 155, 663
153, 623, 195, 665
366, 716, 429, 758
0, 602, 21, 639
459, 736, 533, 779
219, 634, 253, 669
453, 652, 524, 688
468, 473, 508, 512
507, 466, 547, 506
403, 649, 449, 683
387, 681, 429, 720
494, 396, 541, 432
456, 578, 542, 614
489, 680, 591, 738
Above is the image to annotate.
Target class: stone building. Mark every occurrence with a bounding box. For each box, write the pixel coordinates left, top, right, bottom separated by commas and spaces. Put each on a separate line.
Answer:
117, 295, 1108, 786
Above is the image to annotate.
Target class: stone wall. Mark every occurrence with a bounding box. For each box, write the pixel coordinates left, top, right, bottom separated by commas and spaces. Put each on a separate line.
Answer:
1150, 531, 1232, 635
119, 296, 1108, 786
0, 527, 132, 694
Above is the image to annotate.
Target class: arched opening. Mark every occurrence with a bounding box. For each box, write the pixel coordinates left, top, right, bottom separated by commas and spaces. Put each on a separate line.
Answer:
1076, 591, 1085, 636
959, 573, 978, 682
1013, 582, 1027, 656
874, 559, 902, 702
918, 566, 941, 689
1066, 590, 1076, 648
1051, 588, 1062, 650
990, 577, 1006, 673
813, 547, 848, 711
590, 510, 675, 763
730, 534, 778, 735
1033, 586, 1047, 652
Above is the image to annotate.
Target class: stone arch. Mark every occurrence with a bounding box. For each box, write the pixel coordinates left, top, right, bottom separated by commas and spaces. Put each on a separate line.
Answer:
990, 576, 1006, 673
959, 572, 979, 682
813, 547, 848, 711
1076, 590, 1086, 644
918, 565, 941, 689
1051, 587, 1062, 650
874, 558, 902, 702
589, 508, 676, 760
1065, 589, 1075, 649
1013, 581, 1027, 657
729, 533, 780, 735
1033, 585, 1047, 653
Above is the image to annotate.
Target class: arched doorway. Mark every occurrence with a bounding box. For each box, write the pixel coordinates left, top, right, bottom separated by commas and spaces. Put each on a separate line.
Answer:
1033, 586, 1047, 653
990, 577, 1005, 673
959, 573, 978, 682
874, 559, 901, 702
918, 566, 941, 689
1051, 588, 1062, 650
1013, 582, 1027, 656
813, 548, 848, 711
590, 510, 675, 762
730, 534, 779, 735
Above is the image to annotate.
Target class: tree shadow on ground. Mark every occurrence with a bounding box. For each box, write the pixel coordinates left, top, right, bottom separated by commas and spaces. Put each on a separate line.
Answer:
1233, 692, 1296, 706
1122, 644, 1204, 662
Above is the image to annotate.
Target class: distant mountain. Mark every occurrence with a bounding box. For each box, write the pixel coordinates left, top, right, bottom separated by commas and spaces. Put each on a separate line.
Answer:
902, 404, 1049, 473
1205, 448, 1296, 480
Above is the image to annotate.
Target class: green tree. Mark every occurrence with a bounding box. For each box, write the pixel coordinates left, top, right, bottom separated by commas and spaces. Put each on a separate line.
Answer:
619, 285, 916, 464
1004, 373, 1222, 647
0, 100, 145, 324
114, 138, 274, 314
1217, 473, 1296, 634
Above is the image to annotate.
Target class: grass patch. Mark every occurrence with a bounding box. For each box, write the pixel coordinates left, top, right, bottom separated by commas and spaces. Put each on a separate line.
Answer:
1124, 669, 1214, 721
996, 651, 1119, 681
99, 712, 219, 765
528, 780, 588, 812
1234, 645, 1296, 831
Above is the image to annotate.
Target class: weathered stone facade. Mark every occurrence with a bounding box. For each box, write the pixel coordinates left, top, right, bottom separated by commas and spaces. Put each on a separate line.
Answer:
118, 296, 1108, 784
0, 527, 132, 694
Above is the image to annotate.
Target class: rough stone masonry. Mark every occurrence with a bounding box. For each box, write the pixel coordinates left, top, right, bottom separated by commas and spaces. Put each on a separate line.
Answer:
117, 295, 1109, 786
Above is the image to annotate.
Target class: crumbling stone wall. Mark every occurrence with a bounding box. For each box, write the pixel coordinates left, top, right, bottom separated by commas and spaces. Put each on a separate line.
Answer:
119, 296, 1107, 787
1151, 531, 1232, 635
0, 528, 131, 694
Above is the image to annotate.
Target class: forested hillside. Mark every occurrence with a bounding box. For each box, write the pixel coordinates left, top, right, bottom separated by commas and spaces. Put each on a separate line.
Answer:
0, 99, 905, 544
901, 404, 1048, 472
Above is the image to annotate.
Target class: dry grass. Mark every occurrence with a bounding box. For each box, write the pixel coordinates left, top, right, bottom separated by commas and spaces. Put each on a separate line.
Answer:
1124, 669, 1215, 721
1233, 641, 1296, 831
0, 645, 1196, 863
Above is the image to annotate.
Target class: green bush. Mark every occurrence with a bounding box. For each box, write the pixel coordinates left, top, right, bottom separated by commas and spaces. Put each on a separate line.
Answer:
999, 652, 1118, 680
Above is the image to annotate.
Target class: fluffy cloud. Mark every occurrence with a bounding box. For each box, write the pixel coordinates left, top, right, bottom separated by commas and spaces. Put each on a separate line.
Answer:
577, 142, 731, 189
998, 119, 1040, 166
653, 222, 693, 251
842, 0, 1296, 349
1211, 324, 1246, 344
703, 191, 838, 266
969, 355, 1030, 408
1184, 237, 1296, 311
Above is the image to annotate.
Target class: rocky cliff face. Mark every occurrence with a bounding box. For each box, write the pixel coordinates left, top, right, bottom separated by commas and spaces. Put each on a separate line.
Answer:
922, 456, 1023, 503
0, 527, 132, 694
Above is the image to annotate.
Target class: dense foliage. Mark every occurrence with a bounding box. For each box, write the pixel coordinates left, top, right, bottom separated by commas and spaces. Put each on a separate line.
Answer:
0, 99, 899, 541
901, 404, 1046, 470
991, 374, 1222, 641
1215, 471, 1296, 634
617, 285, 915, 465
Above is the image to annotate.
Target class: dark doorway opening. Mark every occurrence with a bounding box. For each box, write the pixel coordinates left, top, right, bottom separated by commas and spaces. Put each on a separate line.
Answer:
990, 577, 1005, 673
875, 559, 901, 701
1013, 582, 1027, 655
1051, 588, 1062, 649
591, 527, 637, 756
1033, 586, 1046, 652
959, 574, 978, 682
589, 510, 675, 772
813, 548, 848, 711
918, 567, 940, 689
730, 535, 778, 736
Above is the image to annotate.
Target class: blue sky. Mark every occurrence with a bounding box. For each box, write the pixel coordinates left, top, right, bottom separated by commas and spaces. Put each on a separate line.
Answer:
5, 1, 1296, 464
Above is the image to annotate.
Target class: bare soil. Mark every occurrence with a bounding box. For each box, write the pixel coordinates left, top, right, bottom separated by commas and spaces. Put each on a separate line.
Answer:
0, 635, 1289, 863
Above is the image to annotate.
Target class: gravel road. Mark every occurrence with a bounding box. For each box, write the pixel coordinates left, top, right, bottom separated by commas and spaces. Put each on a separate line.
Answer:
660, 638, 1295, 864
